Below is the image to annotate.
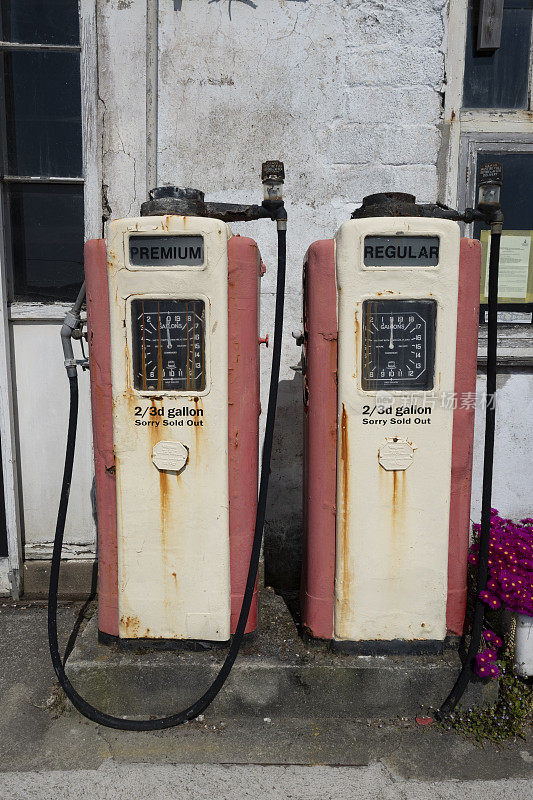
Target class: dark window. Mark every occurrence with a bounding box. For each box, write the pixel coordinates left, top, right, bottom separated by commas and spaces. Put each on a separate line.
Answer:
0, 1, 84, 302
463, 0, 533, 110
475, 151, 533, 310
0, 0, 79, 46
8, 183, 84, 301
2, 51, 82, 177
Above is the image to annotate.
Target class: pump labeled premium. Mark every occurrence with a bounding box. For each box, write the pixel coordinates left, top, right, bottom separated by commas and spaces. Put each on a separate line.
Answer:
49, 164, 287, 730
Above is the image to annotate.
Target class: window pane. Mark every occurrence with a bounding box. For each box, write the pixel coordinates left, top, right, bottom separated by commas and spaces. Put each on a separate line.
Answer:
463, 0, 532, 109
3, 51, 82, 177
0, 0, 79, 46
475, 151, 533, 306
9, 183, 84, 301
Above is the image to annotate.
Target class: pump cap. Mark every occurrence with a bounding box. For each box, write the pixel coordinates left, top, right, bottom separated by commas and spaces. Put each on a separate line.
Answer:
149, 186, 205, 202
262, 161, 285, 184
141, 186, 207, 217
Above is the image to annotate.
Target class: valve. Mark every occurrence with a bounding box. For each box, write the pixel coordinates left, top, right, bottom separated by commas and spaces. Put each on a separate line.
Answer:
292, 329, 304, 346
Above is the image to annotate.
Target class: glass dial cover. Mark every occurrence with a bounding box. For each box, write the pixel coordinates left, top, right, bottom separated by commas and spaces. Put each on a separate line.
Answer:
132, 298, 205, 392
361, 299, 436, 390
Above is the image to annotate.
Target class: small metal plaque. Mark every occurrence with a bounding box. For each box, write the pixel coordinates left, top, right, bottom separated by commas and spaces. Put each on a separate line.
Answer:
152, 440, 189, 472
378, 438, 415, 471
129, 235, 204, 266
364, 236, 439, 266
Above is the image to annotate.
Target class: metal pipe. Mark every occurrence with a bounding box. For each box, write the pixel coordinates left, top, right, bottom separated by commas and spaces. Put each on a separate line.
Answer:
60, 283, 86, 378
146, 0, 159, 195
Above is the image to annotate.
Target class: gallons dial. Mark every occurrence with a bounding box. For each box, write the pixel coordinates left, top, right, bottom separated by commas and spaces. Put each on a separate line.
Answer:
131, 298, 205, 392
361, 299, 436, 390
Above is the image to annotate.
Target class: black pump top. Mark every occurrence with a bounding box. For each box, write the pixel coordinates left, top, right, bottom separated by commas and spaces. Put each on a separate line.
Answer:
141, 186, 207, 216
352, 192, 426, 219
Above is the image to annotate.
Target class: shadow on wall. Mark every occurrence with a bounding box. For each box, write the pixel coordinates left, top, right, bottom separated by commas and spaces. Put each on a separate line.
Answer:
264, 370, 303, 594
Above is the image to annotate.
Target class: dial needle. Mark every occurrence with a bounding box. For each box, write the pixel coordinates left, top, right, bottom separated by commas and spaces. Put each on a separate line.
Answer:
166, 324, 171, 349
389, 316, 394, 349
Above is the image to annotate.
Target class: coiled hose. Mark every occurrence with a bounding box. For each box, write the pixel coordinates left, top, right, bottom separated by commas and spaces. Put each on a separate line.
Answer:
48, 225, 287, 730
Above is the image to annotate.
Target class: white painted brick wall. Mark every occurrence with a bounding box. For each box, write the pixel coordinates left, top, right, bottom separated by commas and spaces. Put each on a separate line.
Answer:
87, 0, 532, 575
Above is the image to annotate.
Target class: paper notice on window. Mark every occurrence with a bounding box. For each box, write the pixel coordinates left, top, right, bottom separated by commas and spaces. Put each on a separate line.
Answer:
482, 230, 532, 300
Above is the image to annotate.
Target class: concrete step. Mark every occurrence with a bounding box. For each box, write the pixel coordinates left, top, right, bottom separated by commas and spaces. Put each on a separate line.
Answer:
65, 589, 496, 719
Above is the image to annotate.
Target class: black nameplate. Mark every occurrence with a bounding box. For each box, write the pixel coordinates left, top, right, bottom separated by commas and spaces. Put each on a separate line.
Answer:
364, 236, 440, 266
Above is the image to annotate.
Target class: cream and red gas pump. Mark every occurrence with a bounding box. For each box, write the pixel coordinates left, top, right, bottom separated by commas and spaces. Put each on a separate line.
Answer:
298, 167, 503, 711
49, 162, 287, 730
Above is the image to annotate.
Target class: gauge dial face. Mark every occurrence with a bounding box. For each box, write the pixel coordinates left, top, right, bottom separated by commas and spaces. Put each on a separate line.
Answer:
131, 299, 205, 392
361, 299, 436, 390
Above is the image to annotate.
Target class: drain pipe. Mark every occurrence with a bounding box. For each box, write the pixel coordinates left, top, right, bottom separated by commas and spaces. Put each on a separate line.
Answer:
146, 0, 159, 192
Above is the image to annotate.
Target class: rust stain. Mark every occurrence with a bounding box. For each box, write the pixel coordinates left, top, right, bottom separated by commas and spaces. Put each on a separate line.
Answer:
354, 308, 360, 377
193, 395, 204, 463
340, 404, 353, 620
390, 469, 406, 540
120, 614, 140, 637
159, 465, 174, 628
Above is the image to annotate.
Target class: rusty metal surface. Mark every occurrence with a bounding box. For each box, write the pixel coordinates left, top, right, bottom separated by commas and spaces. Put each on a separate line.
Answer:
140, 186, 273, 222
300, 239, 337, 640
227, 235, 261, 635
351, 193, 483, 222
84, 239, 119, 637
446, 238, 482, 636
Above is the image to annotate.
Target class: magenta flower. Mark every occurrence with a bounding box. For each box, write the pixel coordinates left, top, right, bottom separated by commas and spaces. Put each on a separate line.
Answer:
474, 653, 495, 678
479, 590, 501, 610
483, 648, 498, 661
483, 629, 503, 648
470, 512, 533, 619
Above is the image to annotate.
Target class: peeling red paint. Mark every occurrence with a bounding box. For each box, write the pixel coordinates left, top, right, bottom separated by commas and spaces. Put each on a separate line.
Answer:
228, 236, 261, 634
301, 239, 337, 640
447, 238, 481, 635
85, 239, 119, 637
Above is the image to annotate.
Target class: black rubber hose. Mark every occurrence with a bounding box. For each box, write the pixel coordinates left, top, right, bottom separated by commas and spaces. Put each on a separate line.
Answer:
438, 230, 501, 716
48, 225, 287, 731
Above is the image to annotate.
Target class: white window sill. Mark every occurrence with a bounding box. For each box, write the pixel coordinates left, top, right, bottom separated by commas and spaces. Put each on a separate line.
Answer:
477, 324, 533, 367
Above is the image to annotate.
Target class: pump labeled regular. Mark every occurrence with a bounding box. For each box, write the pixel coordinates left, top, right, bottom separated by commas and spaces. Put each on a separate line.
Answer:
300, 210, 481, 650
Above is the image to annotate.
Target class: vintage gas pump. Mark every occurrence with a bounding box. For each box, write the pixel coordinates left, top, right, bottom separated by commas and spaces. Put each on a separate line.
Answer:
299, 168, 503, 708
49, 163, 287, 729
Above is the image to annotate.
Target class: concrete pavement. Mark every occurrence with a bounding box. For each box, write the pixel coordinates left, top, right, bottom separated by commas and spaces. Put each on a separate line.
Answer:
0, 599, 530, 796
0, 762, 531, 800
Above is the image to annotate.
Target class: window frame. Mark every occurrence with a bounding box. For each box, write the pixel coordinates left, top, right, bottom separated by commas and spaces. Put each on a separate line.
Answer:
444, 1, 533, 367
462, 0, 533, 113
0, 0, 99, 597
460, 133, 533, 326
0, 0, 100, 308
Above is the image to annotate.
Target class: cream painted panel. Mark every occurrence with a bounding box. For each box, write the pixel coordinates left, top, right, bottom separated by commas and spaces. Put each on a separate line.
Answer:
11, 321, 95, 557
0, 559, 10, 594
334, 218, 460, 642
107, 215, 230, 641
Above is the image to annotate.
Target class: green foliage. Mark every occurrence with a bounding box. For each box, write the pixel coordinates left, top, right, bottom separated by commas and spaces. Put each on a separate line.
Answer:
439, 649, 533, 744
